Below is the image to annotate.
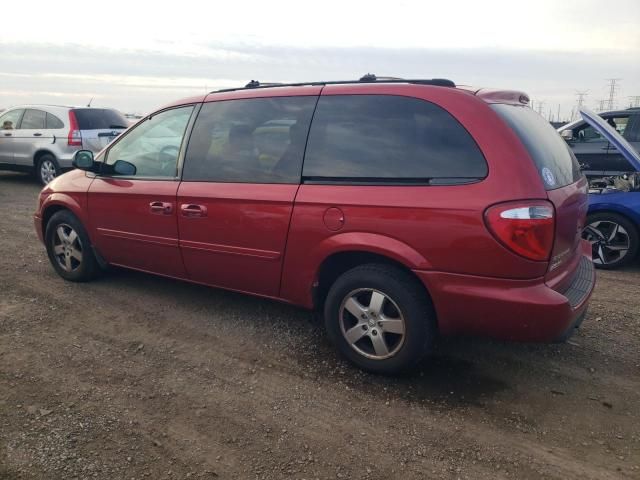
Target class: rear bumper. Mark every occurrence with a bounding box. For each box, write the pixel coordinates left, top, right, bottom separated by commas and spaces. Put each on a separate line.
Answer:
415, 249, 595, 342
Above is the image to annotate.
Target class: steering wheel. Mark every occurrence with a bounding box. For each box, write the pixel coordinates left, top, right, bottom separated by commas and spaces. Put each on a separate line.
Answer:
157, 145, 179, 174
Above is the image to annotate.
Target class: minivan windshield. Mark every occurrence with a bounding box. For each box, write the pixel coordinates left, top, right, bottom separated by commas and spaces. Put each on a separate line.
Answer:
492, 104, 582, 190
72, 108, 128, 130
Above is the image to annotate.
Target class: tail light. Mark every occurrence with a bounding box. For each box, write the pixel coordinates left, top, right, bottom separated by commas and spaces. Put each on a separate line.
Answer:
67, 111, 82, 146
484, 201, 555, 261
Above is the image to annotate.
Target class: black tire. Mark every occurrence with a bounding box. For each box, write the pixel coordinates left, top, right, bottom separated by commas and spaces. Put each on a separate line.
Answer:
36, 154, 61, 185
584, 212, 639, 270
45, 210, 101, 282
324, 263, 436, 374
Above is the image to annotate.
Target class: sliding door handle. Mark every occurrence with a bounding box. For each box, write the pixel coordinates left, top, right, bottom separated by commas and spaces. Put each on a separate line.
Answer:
180, 204, 207, 218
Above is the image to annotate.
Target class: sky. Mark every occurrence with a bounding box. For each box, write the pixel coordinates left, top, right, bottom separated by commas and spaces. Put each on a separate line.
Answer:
1, 0, 639, 120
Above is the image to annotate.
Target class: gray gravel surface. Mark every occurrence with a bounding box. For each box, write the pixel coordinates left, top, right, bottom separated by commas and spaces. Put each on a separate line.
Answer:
0, 172, 639, 479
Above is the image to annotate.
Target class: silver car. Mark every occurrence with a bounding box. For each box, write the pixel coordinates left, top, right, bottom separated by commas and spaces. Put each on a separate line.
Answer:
0, 105, 129, 184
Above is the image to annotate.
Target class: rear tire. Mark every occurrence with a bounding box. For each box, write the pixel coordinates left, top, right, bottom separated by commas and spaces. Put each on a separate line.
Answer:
45, 210, 101, 282
36, 154, 60, 185
324, 264, 436, 374
583, 212, 638, 269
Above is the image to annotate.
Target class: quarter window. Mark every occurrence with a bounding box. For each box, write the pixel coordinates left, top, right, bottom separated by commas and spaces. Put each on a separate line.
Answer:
21, 109, 47, 129
105, 106, 194, 178
183, 96, 317, 183
46, 113, 64, 129
302, 95, 487, 182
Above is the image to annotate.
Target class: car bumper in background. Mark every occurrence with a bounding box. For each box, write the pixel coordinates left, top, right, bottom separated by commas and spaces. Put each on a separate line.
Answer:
415, 250, 595, 342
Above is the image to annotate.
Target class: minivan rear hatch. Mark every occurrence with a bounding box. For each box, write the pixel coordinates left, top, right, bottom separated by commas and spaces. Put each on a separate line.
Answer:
72, 108, 129, 152
491, 104, 587, 276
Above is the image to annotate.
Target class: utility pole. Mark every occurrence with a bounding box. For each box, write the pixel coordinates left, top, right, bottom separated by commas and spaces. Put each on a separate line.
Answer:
629, 96, 640, 108
605, 78, 621, 110
557, 104, 561, 123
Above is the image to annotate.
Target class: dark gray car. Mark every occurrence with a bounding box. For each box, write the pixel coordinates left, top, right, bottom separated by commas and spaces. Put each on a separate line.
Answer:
0, 105, 129, 184
558, 107, 640, 178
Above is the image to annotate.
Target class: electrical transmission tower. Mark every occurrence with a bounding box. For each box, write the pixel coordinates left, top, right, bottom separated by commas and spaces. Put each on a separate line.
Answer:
535, 101, 545, 116
574, 91, 588, 119
596, 99, 607, 112
629, 96, 640, 108
605, 78, 621, 110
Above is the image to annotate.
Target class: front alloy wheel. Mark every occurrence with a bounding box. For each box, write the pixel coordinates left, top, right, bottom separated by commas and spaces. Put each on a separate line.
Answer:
51, 223, 83, 272
45, 210, 101, 282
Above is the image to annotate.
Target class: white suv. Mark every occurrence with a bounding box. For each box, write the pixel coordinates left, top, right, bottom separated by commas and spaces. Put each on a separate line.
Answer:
0, 105, 129, 184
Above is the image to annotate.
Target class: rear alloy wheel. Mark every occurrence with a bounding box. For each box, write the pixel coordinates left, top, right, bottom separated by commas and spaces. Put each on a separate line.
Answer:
37, 154, 60, 185
583, 212, 639, 269
324, 264, 436, 374
45, 210, 101, 281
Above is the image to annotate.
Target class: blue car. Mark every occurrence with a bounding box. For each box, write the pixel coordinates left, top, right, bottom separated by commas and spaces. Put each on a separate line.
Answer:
579, 108, 640, 269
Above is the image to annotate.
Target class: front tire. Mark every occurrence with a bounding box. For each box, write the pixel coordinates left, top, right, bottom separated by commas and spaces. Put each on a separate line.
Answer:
45, 210, 101, 282
36, 154, 60, 185
324, 264, 436, 374
583, 212, 638, 269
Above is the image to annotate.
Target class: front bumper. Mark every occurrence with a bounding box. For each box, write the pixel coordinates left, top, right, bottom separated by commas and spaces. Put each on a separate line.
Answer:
34, 214, 44, 243
414, 251, 595, 342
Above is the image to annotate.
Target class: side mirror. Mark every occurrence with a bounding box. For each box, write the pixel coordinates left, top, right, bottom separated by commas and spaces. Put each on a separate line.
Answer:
113, 159, 137, 176
560, 129, 573, 141
72, 150, 95, 170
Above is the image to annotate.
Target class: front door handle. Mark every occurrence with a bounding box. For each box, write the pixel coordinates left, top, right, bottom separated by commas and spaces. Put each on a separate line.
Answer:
3, 133, 11, 137
180, 204, 207, 218
149, 201, 173, 215
33, 132, 43, 137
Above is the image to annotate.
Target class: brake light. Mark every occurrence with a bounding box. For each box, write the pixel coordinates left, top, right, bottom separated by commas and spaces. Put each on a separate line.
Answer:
67, 111, 82, 146
484, 201, 555, 261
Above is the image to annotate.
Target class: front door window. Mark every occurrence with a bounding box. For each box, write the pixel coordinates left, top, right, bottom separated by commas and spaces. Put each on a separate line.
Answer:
105, 106, 194, 178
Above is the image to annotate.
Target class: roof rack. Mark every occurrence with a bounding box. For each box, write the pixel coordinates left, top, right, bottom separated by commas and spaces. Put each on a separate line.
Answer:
213, 74, 455, 94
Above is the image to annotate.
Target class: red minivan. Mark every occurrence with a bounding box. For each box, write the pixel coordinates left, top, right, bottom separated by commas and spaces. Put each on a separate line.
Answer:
34, 76, 595, 373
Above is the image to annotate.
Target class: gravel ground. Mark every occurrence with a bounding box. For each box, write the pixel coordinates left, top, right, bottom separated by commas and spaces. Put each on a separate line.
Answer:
0, 171, 639, 480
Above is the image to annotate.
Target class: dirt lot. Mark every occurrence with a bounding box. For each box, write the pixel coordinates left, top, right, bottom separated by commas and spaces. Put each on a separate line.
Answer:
0, 171, 638, 480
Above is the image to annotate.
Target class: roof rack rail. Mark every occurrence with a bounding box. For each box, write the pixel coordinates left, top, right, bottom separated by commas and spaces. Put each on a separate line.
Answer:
212, 74, 455, 94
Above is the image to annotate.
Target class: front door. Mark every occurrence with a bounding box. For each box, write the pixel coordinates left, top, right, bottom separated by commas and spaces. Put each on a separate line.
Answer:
177, 94, 318, 297
87, 105, 196, 278
0, 109, 24, 164
12, 109, 53, 166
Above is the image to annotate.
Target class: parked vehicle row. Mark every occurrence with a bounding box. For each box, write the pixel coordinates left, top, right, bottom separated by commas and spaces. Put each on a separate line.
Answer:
0, 105, 128, 184
34, 76, 595, 372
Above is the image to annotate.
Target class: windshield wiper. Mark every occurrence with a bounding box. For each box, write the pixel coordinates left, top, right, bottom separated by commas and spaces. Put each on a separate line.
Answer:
109, 124, 128, 129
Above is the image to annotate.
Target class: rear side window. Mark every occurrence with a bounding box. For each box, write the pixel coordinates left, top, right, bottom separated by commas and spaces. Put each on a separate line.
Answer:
491, 104, 582, 190
21, 109, 46, 129
302, 95, 487, 183
72, 108, 128, 130
46, 113, 64, 129
183, 96, 317, 183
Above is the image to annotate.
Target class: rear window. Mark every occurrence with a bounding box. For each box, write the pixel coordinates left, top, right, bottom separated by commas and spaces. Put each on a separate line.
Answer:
72, 108, 128, 130
491, 104, 582, 190
303, 95, 487, 183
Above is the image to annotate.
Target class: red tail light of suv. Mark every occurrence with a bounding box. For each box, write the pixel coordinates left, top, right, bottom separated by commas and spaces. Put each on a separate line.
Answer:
34, 75, 595, 373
